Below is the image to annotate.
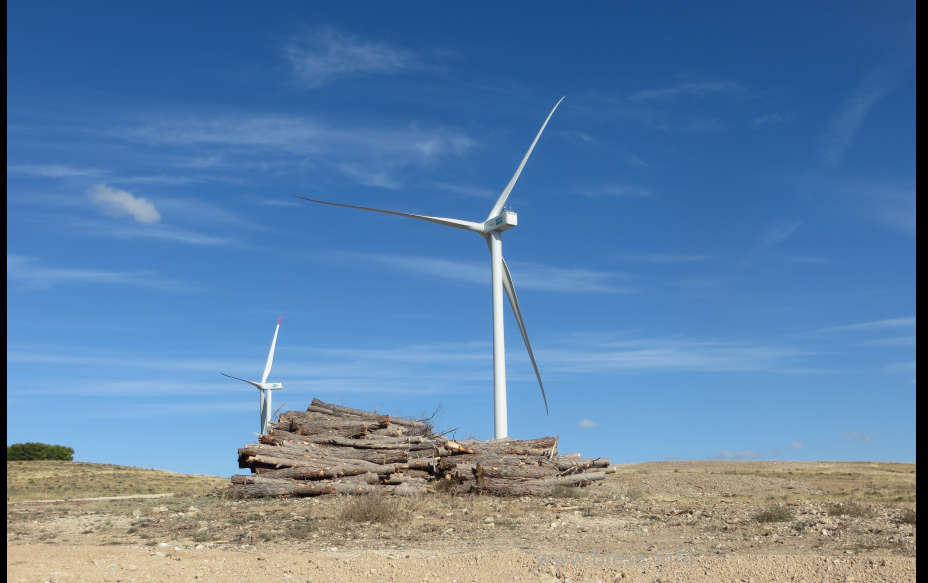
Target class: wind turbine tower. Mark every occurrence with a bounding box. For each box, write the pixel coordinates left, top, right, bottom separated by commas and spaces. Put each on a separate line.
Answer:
298, 98, 564, 439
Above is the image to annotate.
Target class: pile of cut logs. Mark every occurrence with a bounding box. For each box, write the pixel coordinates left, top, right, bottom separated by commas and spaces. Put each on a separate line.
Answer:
231, 398, 612, 498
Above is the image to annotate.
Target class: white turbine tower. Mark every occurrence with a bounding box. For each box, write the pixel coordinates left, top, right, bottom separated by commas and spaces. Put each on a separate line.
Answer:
297, 97, 564, 439
221, 318, 284, 435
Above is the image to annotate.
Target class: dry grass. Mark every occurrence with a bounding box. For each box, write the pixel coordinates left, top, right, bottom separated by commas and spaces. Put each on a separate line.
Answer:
5, 460, 917, 559
551, 485, 585, 499
897, 508, 916, 525
826, 501, 874, 517
338, 494, 402, 524
6, 460, 227, 502
753, 504, 794, 523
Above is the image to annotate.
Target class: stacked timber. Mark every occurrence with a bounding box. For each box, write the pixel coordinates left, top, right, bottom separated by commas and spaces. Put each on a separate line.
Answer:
230, 398, 612, 498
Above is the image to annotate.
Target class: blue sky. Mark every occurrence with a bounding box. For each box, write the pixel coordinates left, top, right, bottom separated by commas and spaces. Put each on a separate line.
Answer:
7, 2, 916, 476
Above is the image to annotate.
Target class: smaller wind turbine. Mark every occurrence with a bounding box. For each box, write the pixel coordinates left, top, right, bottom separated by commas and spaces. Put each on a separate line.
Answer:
221, 318, 283, 435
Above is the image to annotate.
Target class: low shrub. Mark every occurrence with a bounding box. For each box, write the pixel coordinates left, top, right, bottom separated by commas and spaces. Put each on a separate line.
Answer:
7, 442, 74, 461
753, 504, 793, 523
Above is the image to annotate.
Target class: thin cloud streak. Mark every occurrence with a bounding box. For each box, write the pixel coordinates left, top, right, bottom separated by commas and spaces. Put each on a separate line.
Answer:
711, 449, 762, 460
541, 336, 814, 374
8, 163, 108, 178
71, 218, 239, 247
7, 254, 191, 291
811, 317, 915, 334
333, 251, 633, 293
575, 184, 652, 198
112, 113, 477, 189
621, 253, 713, 263
627, 81, 745, 102
760, 220, 801, 246
820, 66, 905, 166
286, 28, 420, 88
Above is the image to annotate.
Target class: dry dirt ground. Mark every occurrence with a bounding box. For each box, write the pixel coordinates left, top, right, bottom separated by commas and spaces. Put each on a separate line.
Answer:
7, 460, 916, 582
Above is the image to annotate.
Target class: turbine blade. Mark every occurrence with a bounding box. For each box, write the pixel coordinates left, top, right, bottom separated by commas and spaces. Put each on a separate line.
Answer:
220, 372, 262, 389
296, 196, 483, 232
500, 257, 549, 415
487, 96, 565, 220
261, 318, 281, 384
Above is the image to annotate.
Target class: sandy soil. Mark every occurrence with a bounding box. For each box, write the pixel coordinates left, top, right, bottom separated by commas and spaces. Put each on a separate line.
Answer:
7, 460, 916, 582
6, 544, 917, 582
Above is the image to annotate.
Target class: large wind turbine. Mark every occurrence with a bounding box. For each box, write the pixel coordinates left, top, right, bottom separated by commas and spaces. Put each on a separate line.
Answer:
297, 98, 564, 439
221, 318, 283, 435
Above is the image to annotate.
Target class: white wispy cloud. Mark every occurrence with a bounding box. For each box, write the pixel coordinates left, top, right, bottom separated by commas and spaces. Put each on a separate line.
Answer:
621, 253, 713, 263
335, 162, 402, 189
752, 113, 786, 128
859, 336, 916, 347
843, 430, 873, 444
787, 255, 830, 264
252, 197, 303, 208
575, 184, 652, 198
627, 81, 744, 102
884, 361, 916, 374
71, 219, 238, 247
587, 83, 740, 134
820, 67, 905, 166
667, 275, 735, 296
89, 184, 161, 224
759, 220, 801, 246
790, 441, 803, 449
107, 174, 239, 186
872, 186, 916, 236
8, 163, 108, 178
432, 182, 496, 199
334, 252, 632, 293
577, 418, 599, 429
671, 117, 724, 133
542, 334, 816, 375
155, 197, 266, 231
811, 317, 915, 334
712, 449, 762, 460
6, 254, 189, 291
114, 114, 476, 189
285, 28, 420, 88
88, 401, 254, 419
625, 153, 648, 167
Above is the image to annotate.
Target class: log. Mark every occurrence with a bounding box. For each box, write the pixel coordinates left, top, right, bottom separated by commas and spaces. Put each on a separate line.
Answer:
476, 464, 556, 480
257, 461, 397, 480
309, 398, 431, 432
475, 471, 607, 496
232, 398, 607, 498
229, 475, 335, 497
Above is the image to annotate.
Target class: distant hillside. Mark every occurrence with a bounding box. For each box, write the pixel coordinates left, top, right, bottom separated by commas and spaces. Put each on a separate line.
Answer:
6, 460, 228, 502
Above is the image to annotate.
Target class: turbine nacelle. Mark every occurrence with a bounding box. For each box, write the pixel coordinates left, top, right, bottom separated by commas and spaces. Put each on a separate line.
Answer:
219, 373, 283, 391
483, 210, 518, 233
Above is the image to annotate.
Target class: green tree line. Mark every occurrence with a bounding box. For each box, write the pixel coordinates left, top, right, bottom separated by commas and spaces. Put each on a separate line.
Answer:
7, 442, 74, 461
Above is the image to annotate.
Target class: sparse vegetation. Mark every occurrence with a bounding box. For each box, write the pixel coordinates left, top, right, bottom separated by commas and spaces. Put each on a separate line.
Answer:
753, 504, 794, 523
897, 509, 916, 525
624, 485, 646, 501
5, 460, 916, 566
826, 501, 874, 517
6, 460, 226, 502
338, 494, 401, 524
551, 485, 584, 498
